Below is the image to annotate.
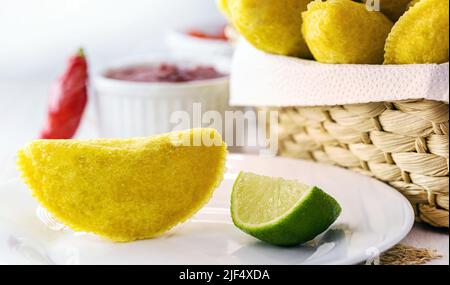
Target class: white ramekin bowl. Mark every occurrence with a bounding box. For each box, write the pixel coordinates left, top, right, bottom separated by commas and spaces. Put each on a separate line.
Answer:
92, 55, 231, 138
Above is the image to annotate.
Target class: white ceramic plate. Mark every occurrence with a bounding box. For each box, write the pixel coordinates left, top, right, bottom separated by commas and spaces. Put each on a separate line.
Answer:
0, 154, 414, 265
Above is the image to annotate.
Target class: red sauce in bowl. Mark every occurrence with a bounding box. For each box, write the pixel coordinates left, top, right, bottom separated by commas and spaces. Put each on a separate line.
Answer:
105, 64, 226, 83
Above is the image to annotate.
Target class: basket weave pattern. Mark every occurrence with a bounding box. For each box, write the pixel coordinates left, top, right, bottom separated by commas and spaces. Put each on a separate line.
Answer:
274, 100, 449, 228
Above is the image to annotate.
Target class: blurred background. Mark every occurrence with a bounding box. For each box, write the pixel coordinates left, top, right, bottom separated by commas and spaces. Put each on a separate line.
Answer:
1, 0, 226, 80
0, 0, 229, 158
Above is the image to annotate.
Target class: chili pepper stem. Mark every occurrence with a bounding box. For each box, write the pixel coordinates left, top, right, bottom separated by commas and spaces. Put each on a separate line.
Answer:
77, 48, 85, 57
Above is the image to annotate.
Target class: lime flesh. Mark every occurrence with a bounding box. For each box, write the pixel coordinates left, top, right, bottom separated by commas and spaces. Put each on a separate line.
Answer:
231, 172, 342, 246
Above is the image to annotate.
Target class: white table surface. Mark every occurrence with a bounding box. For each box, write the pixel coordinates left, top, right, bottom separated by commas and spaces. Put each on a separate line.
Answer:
0, 81, 448, 265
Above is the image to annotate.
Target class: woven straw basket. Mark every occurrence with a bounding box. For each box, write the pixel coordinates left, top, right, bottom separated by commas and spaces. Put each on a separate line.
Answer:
269, 100, 449, 228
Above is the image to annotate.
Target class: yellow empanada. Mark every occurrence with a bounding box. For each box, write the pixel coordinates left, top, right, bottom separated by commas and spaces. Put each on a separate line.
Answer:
18, 129, 227, 242
228, 0, 313, 58
302, 0, 393, 64
384, 0, 449, 64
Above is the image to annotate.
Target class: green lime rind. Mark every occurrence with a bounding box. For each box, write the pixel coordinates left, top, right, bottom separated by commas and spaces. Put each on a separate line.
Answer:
231, 172, 342, 247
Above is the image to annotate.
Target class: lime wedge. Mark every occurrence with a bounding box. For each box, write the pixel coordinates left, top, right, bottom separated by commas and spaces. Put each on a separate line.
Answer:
231, 172, 342, 246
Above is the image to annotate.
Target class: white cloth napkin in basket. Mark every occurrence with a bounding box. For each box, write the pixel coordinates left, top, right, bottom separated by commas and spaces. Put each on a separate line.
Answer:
230, 42, 449, 107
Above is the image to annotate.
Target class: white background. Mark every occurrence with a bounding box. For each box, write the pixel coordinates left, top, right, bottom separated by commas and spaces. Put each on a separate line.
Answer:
0, 0, 225, 80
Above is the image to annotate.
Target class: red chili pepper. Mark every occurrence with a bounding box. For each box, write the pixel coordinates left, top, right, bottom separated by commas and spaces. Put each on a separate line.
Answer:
40, 48, 88, 139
